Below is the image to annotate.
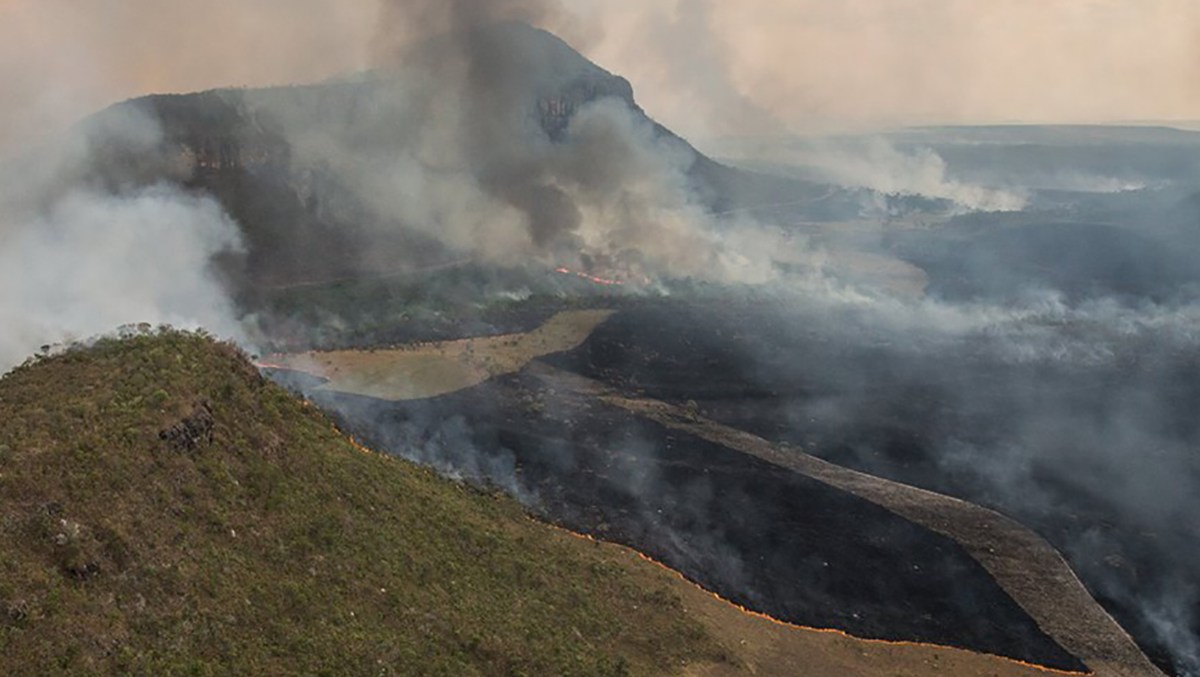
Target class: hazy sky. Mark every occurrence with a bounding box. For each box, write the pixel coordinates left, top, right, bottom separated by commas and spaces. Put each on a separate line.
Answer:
1, 0, 1197, 149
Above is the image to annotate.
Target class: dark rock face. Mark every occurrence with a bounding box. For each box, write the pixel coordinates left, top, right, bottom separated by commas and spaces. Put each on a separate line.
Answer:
72, 22, 831, 296
537, 75, 636, 140
159, 401, 214, 454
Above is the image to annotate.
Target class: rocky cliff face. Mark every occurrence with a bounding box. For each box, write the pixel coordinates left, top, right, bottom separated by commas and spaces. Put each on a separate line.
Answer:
537, 73, 637, 139
75, 31, 655, 289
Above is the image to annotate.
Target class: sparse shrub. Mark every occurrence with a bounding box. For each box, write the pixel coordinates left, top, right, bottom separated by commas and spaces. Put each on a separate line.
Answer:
51, 519, 103, 580
4, 599, 29, 625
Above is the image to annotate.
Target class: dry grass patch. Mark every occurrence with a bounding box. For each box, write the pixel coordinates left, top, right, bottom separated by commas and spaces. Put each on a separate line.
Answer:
266, 309, 614, 400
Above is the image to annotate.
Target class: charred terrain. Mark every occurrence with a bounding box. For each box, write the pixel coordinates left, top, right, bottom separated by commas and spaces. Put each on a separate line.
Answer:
541, 300, 1200, 674
286, 290, 1196, 676
314, 372, 1084, 670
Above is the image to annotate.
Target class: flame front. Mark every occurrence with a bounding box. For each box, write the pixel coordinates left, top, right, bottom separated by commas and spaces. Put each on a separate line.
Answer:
264, 369, 1092, 677
555, 266, 625, 286
545, 523, 1093, 677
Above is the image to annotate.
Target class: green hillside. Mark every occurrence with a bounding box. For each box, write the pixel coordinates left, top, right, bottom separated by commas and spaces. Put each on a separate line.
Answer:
0, 331, 722, 676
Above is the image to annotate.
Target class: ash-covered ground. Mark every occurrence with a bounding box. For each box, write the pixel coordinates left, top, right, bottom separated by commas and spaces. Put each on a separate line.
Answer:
314, 372, 1084, 671
255, 119, 1200, 675
275, 282, 1200, 675
542, 297, 1200, 676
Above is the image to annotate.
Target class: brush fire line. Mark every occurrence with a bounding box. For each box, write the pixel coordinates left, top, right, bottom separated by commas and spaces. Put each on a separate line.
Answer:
545, 522, 1093, 677
554, 266, 624, 286
257, 361, 1094, 677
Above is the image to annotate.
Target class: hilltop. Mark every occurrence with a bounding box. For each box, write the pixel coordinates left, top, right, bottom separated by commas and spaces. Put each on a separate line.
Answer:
72, 22, 832, 295
0, 331, 723, 675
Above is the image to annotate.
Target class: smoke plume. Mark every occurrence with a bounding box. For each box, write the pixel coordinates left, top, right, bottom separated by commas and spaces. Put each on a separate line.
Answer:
256, 2, 780, 283
796, 138, 1029, 212
0, 105, 244, 371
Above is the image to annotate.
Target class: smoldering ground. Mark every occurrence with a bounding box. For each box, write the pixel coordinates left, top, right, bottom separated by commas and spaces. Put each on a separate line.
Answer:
306, 370, 1086, 670
528, 290, 1200, 676
288, 256, 1200, 675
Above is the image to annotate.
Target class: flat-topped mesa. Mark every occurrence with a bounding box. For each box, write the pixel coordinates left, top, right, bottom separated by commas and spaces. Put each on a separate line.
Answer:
62, 20, 826, 289
88, 23, 646, 179
78, 88, 292, 183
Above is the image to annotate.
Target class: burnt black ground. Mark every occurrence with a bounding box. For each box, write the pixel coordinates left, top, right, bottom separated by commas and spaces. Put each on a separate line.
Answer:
313, 376, 1084, 672
543, 300, 1200, 676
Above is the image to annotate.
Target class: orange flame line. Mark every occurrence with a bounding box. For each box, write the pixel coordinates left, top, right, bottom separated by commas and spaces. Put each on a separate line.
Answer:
320, 413, 384, 458
555, 266, 624, 286
544, 523, 1092, 677
312, 410, 1091, 677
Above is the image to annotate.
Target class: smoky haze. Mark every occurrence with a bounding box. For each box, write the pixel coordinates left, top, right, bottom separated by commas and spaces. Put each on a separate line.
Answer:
1, 1, 1198, 674
0, 0, 786, 371
0, 105, 245, 370
2, 1, 1197, 151
254, 3, 781, 283
576, 0, 1200, 139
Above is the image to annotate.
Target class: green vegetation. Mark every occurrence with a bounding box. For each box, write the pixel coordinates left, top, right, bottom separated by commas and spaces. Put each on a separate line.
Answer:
0, 331, 722, 676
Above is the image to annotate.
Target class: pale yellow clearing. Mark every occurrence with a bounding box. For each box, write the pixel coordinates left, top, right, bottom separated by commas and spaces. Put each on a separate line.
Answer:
266, 310, 614, 401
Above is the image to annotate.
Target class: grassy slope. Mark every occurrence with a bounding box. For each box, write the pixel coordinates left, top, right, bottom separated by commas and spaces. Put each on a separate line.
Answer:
0, 332, 722, 676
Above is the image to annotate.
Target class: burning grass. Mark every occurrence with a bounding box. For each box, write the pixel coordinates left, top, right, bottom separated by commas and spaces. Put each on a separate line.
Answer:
549, 526, 1085, 677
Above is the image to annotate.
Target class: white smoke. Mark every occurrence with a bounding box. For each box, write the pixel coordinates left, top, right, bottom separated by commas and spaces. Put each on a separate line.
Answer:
267, 69, 785, 285
0, 109, 245, 371
801, 138, 1028, 212
1027, 172, 1153, 194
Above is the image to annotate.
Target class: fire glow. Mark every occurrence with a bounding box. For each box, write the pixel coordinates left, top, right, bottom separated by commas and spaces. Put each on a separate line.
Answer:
545, 522, 1092, 677
554, 266, 624, 286
255, 363, 1092, 677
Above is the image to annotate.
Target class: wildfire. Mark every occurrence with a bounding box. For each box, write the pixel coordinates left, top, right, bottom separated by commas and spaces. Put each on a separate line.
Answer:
340, 431, 375, 456
545, 522, 1092, 677
254, 358, 1091, 677
316, 406, 386, 458
554, 266, 625, 287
